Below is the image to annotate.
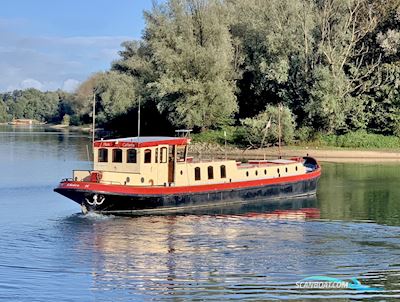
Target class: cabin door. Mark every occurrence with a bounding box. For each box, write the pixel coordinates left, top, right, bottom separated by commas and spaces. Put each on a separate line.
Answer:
168, 146, 175, 183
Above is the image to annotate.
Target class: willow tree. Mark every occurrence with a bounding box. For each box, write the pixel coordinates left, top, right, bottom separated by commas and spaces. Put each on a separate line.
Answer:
226, 0, 316, 118
144, 0, 238, 130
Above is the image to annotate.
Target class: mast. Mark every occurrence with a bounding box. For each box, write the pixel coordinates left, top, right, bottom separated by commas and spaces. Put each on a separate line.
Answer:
278, 103, 282, 159
92, 91, 96, 162
137, 96, 141, 140
224, 131, 227, 160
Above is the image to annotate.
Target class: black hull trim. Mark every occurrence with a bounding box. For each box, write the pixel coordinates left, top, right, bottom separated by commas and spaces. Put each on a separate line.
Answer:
54, 176, 319, 215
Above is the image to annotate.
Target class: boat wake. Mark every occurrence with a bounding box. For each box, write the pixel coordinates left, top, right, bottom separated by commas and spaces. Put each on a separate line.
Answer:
80, 211, 115, 220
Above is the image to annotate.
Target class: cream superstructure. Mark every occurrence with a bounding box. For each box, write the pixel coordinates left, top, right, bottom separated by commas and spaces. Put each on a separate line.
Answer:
72, 137, 306, 187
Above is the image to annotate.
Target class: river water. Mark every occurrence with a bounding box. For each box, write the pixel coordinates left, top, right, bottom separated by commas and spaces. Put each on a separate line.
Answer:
1, 126, 400, 301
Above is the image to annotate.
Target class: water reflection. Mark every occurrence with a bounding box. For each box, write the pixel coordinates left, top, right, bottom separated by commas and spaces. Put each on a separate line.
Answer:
2, 127, 400, 300
0, 125, 90, 163
318, 163, 400, 226
54, 197, 400, 300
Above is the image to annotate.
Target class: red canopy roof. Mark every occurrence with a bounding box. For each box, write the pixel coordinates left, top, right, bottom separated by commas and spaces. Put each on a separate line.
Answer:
93, 136, 190, 148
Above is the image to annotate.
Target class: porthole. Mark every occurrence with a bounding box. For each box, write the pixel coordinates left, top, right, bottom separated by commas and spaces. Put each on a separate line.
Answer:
180, 170, 183, 175
277, 168, 280, 173
295, 166, 298, 171
126, 177, 130, 183
285, 167, 288, 173
264, 169, 267, 175
141, 177, 145, 183
255, 170, 258, 176
246, 171, 249, 177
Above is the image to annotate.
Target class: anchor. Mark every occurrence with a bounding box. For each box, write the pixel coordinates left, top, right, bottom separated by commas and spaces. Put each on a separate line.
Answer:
85, 194, 105, 206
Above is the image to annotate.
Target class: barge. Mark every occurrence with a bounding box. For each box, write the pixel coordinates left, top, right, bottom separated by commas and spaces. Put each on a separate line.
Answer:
54, 136, 321, 215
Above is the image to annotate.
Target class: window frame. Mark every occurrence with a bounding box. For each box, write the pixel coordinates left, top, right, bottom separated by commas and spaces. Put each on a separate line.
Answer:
194, 167, 201, 181
208, 166, 214, 180
112, 148, 123, 163
220, 165, 226, 178
98, 148, 108, 163
126, 149, 137, 164
144, 149, 152, 164
160, 147, 167, 163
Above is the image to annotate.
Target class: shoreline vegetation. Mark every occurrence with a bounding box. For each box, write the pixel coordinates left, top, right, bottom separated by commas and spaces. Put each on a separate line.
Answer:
0, 0, 399, 164
1, 123, 399, 162
189, 143, 400, 163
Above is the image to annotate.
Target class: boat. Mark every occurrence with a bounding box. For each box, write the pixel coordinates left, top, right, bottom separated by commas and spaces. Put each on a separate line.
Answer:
54, 136, 321, 215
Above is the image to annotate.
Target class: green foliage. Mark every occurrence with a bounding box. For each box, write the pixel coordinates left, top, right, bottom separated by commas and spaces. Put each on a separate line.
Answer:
295, 126, 315, 142
95, 71, 138, 124
2, 0, 400, 145
62, 114, 71, 126
145, 0, 238, 129
0, 89, 72, 123
0, 101, 8, 122
191, 126, 237, 144
240, 105, 296, 146
320, 131, 400, 149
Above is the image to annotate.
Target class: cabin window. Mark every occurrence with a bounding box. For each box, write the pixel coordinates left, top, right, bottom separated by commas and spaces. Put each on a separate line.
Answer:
176, 146, 186, 162
144, 149, 152, 163
98, 148, 108, 162
264, 169, 267, 175
195, 167, 201, 181
155, 148, 158, 163
246, 171, 249, 177
127, 149, 137, 163
112, 149, 123, 163
285, 167, 288, 173
277, 168, 280, 173
160, 147, 167, 163
295, 166, 298, 171
255, 170, 258, 176
208, 166, 214, 179
220, 165, 226, 178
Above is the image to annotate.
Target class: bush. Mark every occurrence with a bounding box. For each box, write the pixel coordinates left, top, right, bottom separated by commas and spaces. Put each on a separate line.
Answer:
295, 126, 314, 142
240, 105, 296, 147
191, 126, 237, 144
320, 131, 400, 149
62, 114, 70, 126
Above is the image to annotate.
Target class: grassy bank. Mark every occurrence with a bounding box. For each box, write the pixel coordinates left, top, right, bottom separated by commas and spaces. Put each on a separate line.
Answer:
192, 129, 400, 151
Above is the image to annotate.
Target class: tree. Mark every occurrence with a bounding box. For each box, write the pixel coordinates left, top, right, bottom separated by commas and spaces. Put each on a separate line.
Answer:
240, 104, 296, 146
145, 0, 238, 130
0, 101, 8, 122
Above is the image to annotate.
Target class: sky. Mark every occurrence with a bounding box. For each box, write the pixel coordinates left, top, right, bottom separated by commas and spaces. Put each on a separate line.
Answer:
0, 0, 153, 92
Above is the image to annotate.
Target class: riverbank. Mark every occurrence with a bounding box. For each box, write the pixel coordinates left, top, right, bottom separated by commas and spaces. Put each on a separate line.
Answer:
189, 143, 400, 163
48, 124, 92, 133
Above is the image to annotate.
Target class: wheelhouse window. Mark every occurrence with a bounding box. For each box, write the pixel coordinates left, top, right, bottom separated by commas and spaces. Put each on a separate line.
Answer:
208, 166, 214, 180
98, 148, 108, 162
176, 146, 186, 162
127, 149, 137, 163
112, 149, 123, 163
220, 165, 226, 178
144, 149, 152, 163
195, 167, 201, 181
160, 147, 167, 163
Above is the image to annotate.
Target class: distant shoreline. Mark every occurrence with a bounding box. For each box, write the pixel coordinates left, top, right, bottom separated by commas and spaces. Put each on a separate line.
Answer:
1, 123, 399, 163
47, 124, 91, 132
